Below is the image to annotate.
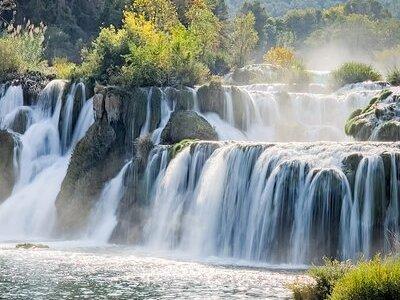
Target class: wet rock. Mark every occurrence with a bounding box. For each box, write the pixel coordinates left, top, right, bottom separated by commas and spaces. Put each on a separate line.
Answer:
6, 107, 32, 134
345, 89, 400, 141
55, 117, 124, 236
161, 111, 218, 145
0, 130, 18, 202
197, 81, 225, 117
0, 71, 54, 106
16, 243, 49, 249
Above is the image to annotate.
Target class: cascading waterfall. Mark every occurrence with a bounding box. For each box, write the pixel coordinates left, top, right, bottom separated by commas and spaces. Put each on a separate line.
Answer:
0, 80, 93, 241
142, 142, 400, 264
86, 161, 131, 243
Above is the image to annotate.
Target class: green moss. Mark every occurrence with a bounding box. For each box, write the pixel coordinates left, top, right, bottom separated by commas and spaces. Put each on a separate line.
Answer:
170, 139, 198, 158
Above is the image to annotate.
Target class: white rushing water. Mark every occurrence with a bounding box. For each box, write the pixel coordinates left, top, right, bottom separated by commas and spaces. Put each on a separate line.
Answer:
139, 83, 381, 143
86, 162, 131, 244
142, 142, 400, 264
0, 80, 93, 241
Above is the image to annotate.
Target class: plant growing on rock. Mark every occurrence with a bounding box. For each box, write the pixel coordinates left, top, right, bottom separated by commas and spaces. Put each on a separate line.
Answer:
331, 62, 382, 88
387, 67, 400, 86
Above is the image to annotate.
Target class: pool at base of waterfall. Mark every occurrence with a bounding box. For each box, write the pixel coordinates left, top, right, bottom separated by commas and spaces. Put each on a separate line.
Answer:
0, 243, 308, 299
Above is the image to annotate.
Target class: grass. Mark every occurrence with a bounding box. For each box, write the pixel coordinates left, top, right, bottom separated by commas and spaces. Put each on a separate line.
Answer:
289, 257, 400, 300
387, 67, 400, 86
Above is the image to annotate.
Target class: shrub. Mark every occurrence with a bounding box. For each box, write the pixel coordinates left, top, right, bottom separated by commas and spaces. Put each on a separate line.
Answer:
0, 38, 21, 77
289, 259, 353, 300
330, 258, 400, 300
0, 21, 47, 77
52, 57, 77, 79
331, 62, 382, 88
387, 67, 400, 86
264, 46, 296, 68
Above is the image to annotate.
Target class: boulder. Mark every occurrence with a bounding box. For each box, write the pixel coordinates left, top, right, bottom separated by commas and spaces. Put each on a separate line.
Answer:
161, 111, 218, 144
55, 117, 124, 235
5, 107, 32, 134
0, 130, 18, 202
197, 81, 226, 117
345, 89, 400, 141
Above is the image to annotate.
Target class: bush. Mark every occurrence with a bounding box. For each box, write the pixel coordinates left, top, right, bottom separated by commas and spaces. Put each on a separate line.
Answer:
331, 62, 382, 88
290, 259, 353, 300
52, 57, 77, 79
331, 258, 400, 300
0, 38, 21, 77
0, 21, 47, 78
264, 46, 296, 68
387, 68, 400, 86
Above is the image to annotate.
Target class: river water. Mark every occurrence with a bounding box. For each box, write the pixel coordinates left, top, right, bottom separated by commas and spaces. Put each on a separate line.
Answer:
0, 243, 308, 299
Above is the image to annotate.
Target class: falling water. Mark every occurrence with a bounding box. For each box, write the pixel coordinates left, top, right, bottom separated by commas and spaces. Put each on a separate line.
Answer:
86, 162, 131, 243
142, 142, 400, 264
0, 80, 93, 241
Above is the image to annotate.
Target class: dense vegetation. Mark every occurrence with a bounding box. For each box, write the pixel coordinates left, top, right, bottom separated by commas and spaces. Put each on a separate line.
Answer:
291, 257, 400, 300
1, 0, 400, 87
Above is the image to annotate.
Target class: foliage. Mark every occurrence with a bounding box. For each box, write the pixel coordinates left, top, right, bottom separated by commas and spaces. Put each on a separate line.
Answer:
264, 47, 295, 67
52, 57, 77, 79
79, 0, 219, 87
331, 62, 382, 88
387, 68, 400, 86
10, 0, 130, 61
0, 21, 47, 77
330, 258, 400, 300
263, 47, 310, 86
241, 0, 268, 53
229, 12, 258, 68
344, 0, 391, 20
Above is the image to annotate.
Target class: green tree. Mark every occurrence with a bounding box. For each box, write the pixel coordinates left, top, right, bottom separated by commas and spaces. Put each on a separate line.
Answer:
240, 0, 268, 49
344, 0, 391, 20
229, 12, 258, 68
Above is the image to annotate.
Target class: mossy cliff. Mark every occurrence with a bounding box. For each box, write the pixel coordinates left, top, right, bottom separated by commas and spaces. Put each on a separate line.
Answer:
345, 89, 400, 141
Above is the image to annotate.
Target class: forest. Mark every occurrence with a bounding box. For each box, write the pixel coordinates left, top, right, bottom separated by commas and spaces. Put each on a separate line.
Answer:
1, 0, 400, 88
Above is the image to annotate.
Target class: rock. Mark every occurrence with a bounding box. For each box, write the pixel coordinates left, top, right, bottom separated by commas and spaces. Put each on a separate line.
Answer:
0, 71, 54, 106
93, 93, 105, 120
345, 89, 400, 141
161, 111, 218, 145
105, 92, 122, 123
226, 64, 278, 85
149, 87, 162, 132
5, 107, 32, 134
0, 130, 18, 202
197, 81, 226, 117
164, 87, 194, 112
16, 243, 49, 249
375, 121, 400, 141
55, 117, 124, 236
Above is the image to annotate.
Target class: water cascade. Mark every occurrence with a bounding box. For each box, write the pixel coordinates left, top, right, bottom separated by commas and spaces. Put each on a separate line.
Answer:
0, 80, 93, 240
142, 142, 400, 264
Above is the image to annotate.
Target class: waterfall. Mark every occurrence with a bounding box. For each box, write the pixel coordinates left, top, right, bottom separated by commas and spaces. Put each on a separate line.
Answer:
86, 162, 131, 243
142, 142, 400, 264
0, 81, 93, 241
0, 85, 24, 126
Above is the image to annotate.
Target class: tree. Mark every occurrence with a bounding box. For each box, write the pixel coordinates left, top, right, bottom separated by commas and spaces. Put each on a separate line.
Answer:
344, 0, 391, 20
240, 0, 268, 49
229, 12, 258, 68
187, 0, 221, 66
131, 0, 179, 31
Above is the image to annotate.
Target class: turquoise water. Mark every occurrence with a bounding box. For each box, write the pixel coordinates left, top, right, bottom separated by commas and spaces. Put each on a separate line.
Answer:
0, 243, 307, 299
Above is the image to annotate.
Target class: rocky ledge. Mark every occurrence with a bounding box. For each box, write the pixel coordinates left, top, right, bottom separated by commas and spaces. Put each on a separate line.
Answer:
345, 89, 400, 141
